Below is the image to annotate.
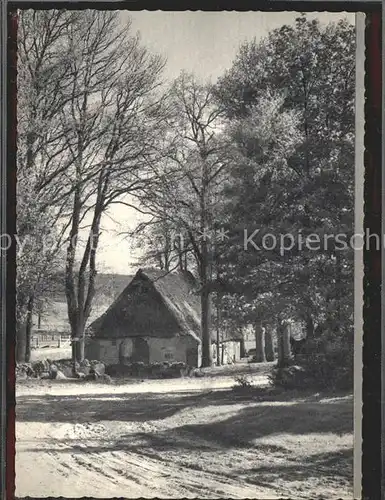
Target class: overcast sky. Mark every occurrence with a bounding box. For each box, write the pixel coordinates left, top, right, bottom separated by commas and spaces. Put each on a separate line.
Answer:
97, 11, 356, 274
127, 11, 355, 81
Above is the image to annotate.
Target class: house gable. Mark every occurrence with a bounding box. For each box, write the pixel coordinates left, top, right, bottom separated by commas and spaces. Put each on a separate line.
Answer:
88, 269, 201, 342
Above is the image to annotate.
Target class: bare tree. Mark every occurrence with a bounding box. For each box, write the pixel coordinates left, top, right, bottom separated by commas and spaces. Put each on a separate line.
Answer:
56, 12, 166, 364
16, 10, 77, 361
137, 73, 227, 367
131, 211, 195, 273
17, 11, 166, 366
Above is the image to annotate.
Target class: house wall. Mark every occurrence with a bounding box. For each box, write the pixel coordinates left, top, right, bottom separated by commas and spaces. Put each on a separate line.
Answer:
85, 335, 200, 366
120, 338, 134, 359
85, 338, 123, 365
197, 343, 202, 368
243, 325, 256, 353
212, 341, 241, 364
244, 339, 255, 353
148, 336, 197, 364
244, 327, 278, 355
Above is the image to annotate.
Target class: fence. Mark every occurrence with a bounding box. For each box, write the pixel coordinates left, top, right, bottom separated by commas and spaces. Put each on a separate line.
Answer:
31, 331, 71, 349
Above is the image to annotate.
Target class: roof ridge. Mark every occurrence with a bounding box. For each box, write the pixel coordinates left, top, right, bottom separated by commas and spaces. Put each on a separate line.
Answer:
87, 267, 202, 341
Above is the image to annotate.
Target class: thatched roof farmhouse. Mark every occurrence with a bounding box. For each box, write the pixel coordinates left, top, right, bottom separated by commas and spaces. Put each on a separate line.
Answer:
85, 268, 242, 367
88, 268, 201, 341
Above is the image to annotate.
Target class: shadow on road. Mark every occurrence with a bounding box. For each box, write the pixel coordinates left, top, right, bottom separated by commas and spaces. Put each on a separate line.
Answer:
19, 388, 353, 495
17, 391, 208, 423
17, 389, 353, 438
237, 448, 353, 485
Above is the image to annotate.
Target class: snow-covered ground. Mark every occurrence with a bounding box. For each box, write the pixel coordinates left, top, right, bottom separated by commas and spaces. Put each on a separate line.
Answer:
30, 346, 72, 362
16, 375, 353, 499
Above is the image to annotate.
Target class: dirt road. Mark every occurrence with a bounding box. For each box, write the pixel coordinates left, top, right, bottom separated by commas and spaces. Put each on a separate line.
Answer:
16, 378, 353, 499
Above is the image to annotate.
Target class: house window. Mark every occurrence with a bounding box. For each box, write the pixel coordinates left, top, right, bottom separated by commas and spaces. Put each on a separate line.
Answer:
164, 352, 174, 360
111, 340, 117, 347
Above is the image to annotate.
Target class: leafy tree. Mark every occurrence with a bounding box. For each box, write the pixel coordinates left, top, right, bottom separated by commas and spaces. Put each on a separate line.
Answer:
214, 94, 302, 358
214, 16, 355, 360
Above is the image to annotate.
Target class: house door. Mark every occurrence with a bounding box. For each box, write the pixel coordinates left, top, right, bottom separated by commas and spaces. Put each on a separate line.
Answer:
132, 337, 150, 364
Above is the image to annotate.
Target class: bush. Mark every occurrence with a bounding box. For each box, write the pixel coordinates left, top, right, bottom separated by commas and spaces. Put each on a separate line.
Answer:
105, 361, 191, 379
149, 362, 164, 377
268, 365, 309, 389
270, 330, 353, 391
232, 374, 255, 392
16, 363, 35, 378
83, 372, 112, 383
234, 374, 253, 388
89, 361, 105, 376
105, 364, 133, 377
32, 360, 50, 376
300, 333, 353, 390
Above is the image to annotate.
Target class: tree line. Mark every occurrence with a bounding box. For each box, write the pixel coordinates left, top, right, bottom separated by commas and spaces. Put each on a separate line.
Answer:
17, 11, 354, 377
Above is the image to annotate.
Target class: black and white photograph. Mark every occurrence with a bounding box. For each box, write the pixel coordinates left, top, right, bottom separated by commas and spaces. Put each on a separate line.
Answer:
14, 9, 358, 499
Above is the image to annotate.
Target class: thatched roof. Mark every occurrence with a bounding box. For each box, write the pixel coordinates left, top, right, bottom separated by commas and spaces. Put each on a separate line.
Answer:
88, 268, 202, 342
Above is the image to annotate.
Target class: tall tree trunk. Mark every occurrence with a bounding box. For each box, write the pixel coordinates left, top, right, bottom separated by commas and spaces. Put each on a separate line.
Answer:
66, 164, 103, 367
302, 76, 310, 176
71, 324, 84, 365
37, 311, 41, 329
78, 335, 85, 362
305, 315, 314, 338
254, 323, 266, 363
215, 266, 222, 366
283, 324, 292, 361
16, 322, 27, 363
175, 236, 184, 271
80, 211, 101, 361
71, 340, 77, 369
239, 330, 246, 358
264, 326, 275, 361
66, 175, 82, 372
277, 320, 292, 367
201, 280, 212, 367
178, 250, 183, 271
164, 248, 170, 272
216, 298, 221, 366
335, 251, 342, 328
199, 170, 212, 368
25, 295, 34, 363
